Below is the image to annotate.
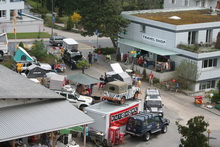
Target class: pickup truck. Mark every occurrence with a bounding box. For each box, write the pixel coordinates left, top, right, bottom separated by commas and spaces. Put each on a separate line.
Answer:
102, 81, 140, 105
125, 112, 170, 141
55, 89, 93, 110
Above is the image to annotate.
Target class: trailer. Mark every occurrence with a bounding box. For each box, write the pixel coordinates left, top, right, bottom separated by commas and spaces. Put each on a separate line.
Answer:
85, 100, 142, 146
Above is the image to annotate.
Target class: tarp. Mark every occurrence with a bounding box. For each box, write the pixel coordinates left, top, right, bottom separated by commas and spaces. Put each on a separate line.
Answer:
67, 73, 101, 85
110, 63, 123, 73
14, 47, 33, 62
26, 64, 46, 78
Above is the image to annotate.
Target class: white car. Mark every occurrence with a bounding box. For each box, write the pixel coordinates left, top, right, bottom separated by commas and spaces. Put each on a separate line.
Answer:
55, 89, 93, 110
144, 89, 164, 116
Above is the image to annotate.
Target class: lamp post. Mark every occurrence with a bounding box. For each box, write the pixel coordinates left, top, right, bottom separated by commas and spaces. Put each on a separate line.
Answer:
207, 129, 211, 145
51, 0, 54, 36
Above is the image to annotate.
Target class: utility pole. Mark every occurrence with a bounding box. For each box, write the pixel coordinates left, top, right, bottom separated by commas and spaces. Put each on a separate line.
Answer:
51, 0, 54, 36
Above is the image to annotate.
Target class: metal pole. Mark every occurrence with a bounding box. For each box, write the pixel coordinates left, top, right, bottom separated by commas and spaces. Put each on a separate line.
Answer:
97, 36, 98, 49
83, 125, 87, 147
51, 0, 54, 36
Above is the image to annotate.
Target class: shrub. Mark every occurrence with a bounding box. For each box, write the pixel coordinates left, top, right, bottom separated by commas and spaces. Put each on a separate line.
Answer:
177, 44, 199, 52
66, 16, 74, 30
153, 78, 160, 84
211, 93, 220, 103
142, 69, 147, 81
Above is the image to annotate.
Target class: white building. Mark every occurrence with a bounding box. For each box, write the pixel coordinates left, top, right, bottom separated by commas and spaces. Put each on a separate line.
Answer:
0, 0, 43, 33
119, 8, 220, 91
164, 0, 218, 9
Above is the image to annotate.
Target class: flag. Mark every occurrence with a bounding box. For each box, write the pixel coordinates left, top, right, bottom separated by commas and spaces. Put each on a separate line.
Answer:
13, 10, 16, 35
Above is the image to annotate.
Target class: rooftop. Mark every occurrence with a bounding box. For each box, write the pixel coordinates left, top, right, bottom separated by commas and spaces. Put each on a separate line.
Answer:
129, 8, 220, 25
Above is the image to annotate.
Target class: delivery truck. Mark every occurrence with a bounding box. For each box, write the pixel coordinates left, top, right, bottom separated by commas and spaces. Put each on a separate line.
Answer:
85, 100, 142, 146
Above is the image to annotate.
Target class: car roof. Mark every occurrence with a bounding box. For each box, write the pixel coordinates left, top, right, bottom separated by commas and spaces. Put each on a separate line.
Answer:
129, 112, 157, 120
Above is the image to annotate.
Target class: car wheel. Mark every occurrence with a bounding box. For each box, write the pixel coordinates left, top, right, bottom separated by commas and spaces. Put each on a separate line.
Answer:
161, 125, 167, 133
120, 97, 126, 105
79, 105, 88, 111
143, 132, 150, 141
133, 92, 139, 100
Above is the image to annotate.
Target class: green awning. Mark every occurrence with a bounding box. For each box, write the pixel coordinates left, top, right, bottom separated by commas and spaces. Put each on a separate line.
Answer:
67, 73, 101, 85
118, 38, 178, 56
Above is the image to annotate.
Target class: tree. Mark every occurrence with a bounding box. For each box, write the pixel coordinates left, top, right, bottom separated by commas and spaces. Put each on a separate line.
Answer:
215, 32, 220, 49
78, 0, 130, 50
217, 79, 220, 95
76, 60, 90, 74
173, 59, 200, 90
66, 16, 74, 30
176, 116, 210, 147
28, 39, 47, 60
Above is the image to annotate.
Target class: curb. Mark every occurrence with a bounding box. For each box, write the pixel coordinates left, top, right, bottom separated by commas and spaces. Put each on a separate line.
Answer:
199, 106, 220, 117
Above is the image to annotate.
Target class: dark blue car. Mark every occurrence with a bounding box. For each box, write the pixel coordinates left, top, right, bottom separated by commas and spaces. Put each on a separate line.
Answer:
125, 112, 170, 141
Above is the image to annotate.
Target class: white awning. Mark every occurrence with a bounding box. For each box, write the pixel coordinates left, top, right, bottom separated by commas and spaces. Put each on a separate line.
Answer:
0, 100, 94, 142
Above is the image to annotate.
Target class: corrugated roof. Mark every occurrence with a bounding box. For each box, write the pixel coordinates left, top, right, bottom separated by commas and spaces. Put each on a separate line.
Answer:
0, 100, 94, 142
0, 65, 64, 99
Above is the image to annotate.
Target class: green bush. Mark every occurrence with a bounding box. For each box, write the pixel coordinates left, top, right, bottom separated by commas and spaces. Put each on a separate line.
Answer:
153, 78, 160, 84
177, 44, 199, 52
66, 17, 74, 30
211, 93, 220, 103
94, 47, 116, 55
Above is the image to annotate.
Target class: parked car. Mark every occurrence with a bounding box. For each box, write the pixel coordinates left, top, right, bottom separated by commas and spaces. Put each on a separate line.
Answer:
144, 89, 164, 117
125, 112, 170, 141
102, 81, 140, 105
55, 89, 93, 110
49, 35, 65, 46
62, 49, 83, 69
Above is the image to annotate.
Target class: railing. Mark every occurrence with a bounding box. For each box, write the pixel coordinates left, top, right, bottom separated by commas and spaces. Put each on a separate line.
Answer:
10, 0, 23, 2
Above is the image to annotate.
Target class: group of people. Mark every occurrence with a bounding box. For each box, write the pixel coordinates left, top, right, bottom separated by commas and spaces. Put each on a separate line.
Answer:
87, 52, 99, 65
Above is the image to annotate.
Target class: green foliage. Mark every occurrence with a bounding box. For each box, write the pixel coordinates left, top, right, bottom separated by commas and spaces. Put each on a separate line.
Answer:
211, 93, 220, 103
142, 69, 147, 81
76, 60, 91, 74
7, 32, 51, 39
28, 39, 47, 61
94, 47, 116, 55
177, 44, 200, 52
217, 80, 220, 94
78, 0, 130, 49
173, 60, 200, 90
176, 116, 210, 147
18, 42, 25, 48
215, 32, 220, 49
153, 78, 160, 84
66, 16, 74, 30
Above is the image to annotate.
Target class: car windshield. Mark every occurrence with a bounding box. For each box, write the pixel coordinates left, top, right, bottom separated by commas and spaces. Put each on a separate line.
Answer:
74, 91, 80, 99
147, 101, 162, 107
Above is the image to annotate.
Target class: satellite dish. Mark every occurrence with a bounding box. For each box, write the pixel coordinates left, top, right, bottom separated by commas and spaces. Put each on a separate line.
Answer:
169, 16, 181, 20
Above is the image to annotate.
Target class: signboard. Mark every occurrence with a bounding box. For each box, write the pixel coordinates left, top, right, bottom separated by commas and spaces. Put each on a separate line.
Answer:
142, 34, 166, 45
110, 104, 139, 127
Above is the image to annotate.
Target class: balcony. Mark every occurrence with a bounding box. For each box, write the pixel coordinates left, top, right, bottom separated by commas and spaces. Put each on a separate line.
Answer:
177, 43, 220, 53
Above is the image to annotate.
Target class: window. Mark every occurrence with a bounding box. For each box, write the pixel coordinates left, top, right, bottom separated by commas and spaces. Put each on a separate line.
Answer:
201, 1, 205, 7
140, 24, 145, 33
171, 0, 176, 4
199, 80, 216, 90
202, 58, 217, 68
0, 10, 6, 18
185, 0, 189, 6
188, 31, 197, 44
196, 1, 200, 6
206, 30, 212, 43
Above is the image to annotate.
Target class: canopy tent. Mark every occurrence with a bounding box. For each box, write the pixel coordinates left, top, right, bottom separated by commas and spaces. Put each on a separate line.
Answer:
25, 64, 46, 78
67, 73, 101, 85
0, 100, 94, 142
14, 47, 33, 62
118, 38, 178, 56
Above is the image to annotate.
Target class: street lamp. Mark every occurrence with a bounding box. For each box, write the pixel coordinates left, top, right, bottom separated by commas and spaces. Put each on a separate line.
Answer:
51, 0, 54, 36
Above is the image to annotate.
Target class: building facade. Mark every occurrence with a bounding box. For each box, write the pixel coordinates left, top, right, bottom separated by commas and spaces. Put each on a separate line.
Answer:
119, 8, 220, 91
164, 0, 218, 9
0, 0, 43, 33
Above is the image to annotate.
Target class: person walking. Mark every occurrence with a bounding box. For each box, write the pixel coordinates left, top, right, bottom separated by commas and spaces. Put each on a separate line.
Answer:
148, 71, 154, 86
93, 52, 98, 64
99, 75, 105, 89
88, 52, 93, 64
105, 54, 111, 63
125, 51, 130, 65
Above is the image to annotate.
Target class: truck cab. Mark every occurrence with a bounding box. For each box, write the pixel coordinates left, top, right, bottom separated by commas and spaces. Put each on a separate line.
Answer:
144, 89, 164, 117
125, 112, 170, 141
102, 81, 140, 105
55, 89, 93, 110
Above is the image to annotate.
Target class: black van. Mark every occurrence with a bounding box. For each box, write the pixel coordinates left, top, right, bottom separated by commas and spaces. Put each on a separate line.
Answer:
49, 35, 65, 46
125, 112, 170, 141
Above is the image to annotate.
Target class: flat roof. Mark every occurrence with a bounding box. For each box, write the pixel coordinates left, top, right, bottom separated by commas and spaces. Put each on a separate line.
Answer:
0, 100, 94, 142
123, 8, 220, 25
0, 65, 64, 99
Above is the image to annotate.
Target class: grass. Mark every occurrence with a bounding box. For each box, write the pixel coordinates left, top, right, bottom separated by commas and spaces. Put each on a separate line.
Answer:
7, 32, 51, 39
133, 9, 220, 25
